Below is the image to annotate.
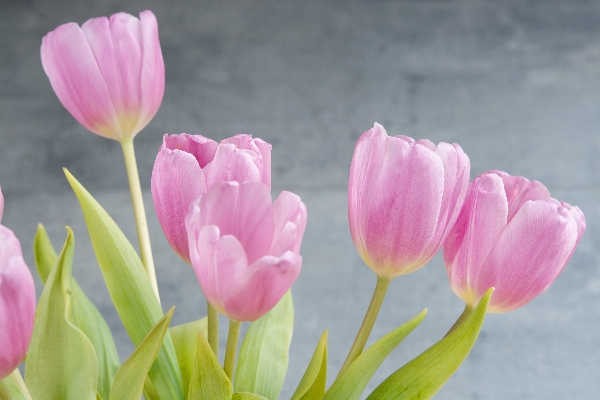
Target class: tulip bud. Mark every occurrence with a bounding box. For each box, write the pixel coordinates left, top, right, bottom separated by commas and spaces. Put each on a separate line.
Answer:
41, 10, 164, 140
152, 133, 271, 263
0, 189, 36, 379
186, 181, 306, 321
348, 123, 470, 278
444, 171, 585, 313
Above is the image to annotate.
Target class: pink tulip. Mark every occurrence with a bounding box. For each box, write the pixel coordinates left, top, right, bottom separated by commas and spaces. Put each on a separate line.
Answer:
186, 181, 306, 321
444, 171, 585, 313
348, 123, 470, 279
41, 10, 164, 140
152, 133, 271, 263
0, 189, 36, 379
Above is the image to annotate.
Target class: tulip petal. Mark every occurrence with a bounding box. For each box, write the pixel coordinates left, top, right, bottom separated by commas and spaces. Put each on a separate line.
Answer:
271, 191, 307, 256
0, 227, 36, 379
349, 123, 444, 277
478, 200, 578, 312
152, 147, 207, 263
219, 252, 302, 322
41, 22, 120, 138
203, 143, 262, 189
162, 133, 218, 168
139, 10, 165, 132
495, 172, 550, 222
443, 173, 508, 306
197, 182, 274, 265
416, 142, 470, 265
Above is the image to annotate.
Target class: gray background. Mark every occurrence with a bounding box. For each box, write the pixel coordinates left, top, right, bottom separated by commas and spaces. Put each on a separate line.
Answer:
1, 1, 599, 399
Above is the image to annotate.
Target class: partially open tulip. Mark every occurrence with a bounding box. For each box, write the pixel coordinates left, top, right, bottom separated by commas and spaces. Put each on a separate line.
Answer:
0, 189, 36, 379
444, 171, 585, 313
41, 10, 164, 140
348, 123, 470, 279
186, 181, 306, 321
152, 133, 271, 263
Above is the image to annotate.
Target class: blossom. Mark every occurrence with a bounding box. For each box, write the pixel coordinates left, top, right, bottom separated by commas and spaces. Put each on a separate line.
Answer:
444, 171, 585, 313
186, 181, 306, 321
348, 123, 470, 278
152, 133, 271, 263
41, 10, 164, 140
0, 189, 36, 379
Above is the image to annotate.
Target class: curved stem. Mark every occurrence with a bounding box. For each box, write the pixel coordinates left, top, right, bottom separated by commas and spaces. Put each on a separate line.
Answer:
444, 304, 473, 337
207, 302, 220, 359
120, 137, 160, 303
337, 275, 391, 379
223, 319, 242, 381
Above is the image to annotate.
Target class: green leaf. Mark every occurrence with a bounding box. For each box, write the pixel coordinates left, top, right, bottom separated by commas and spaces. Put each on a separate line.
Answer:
366, 289, 494, 400
110, 307, 175, 400
188, 333, 232, 400
1, 370, 32, 400
25, 228, 98, 400
291, 330, 328, 400
34, 224, 120, 400
232, 393, 268, 399
234, 291, 294, 400
64, 169, 184, 400
323, 309, 427, 400
170, 318, 208, 398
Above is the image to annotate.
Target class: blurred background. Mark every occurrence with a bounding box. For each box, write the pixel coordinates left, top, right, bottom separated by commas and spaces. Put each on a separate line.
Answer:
1, 1, 599, 398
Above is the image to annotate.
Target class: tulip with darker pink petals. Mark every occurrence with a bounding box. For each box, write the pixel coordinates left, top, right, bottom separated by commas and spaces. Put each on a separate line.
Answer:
186, 181, 306, 322
444, 171, 585, 313
152, 133, 272, 263
0, 189, 36, 379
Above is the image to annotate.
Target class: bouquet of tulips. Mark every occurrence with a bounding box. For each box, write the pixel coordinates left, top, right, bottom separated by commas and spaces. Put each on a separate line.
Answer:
0, 10, 585, 400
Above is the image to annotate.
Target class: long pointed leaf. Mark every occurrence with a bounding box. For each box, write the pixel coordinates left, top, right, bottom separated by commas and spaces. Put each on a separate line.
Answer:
33, 224, 120, 400
188, 333, 232, 399
170, 318, 207, 398
324, 309, 427, 400
366, 289, 494, 400
25, 228, 98, 399
234, 291, 294, 400
64, 169, 183, 399
291, 330, 328, 400
110, 307, 175, 400
232, 393, 268, 399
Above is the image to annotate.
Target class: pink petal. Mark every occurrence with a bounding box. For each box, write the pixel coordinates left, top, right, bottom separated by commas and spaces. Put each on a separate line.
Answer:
152, 146, 207, 263
41, 22, 120, 138
138, 10, 165, 131
349, 123, 444, 278
443, 173, 508, 305
0, 188, 4, 222
416, 142, 470, 265
162, 133, 218, 168
219, 251, 302, 322
0, 226, 36, 379
203, 143, 262, 189
477, 200, 578, 312
271, 191, 307, 256
195, 182, 274, 264
494, 172, 550, 222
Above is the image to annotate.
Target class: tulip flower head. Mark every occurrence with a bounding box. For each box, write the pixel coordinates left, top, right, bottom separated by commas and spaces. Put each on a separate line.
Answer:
186, 181, 306, 321
0, 189, 36, 379
152, 133, 271, 263
348, 123, 470, 279
444, 171, 585, 313
41, 10, 164, 140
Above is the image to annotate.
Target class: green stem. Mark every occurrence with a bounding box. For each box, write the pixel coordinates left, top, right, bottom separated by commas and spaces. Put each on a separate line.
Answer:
223, 319, 242, 380
1, 369, 32, 399
444, 303, 473, 337
120, 137, 160, 303
207, 302, 220, 359
337, 275, 391, 379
